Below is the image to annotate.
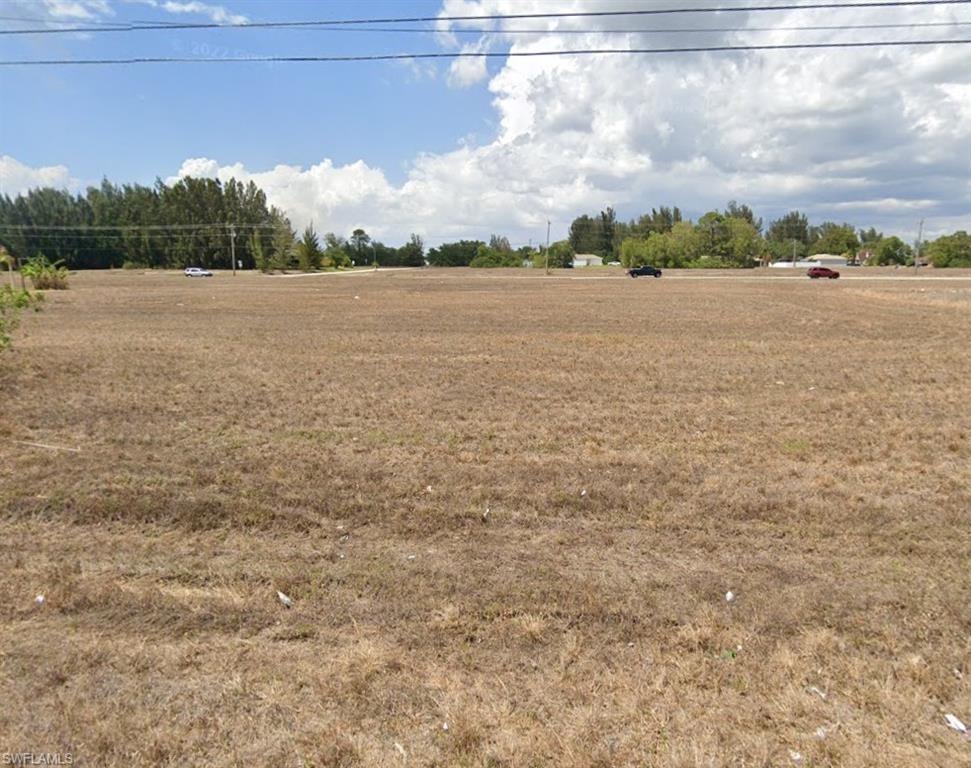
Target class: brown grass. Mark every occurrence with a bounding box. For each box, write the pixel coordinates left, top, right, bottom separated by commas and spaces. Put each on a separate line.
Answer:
1, 268, 970, 767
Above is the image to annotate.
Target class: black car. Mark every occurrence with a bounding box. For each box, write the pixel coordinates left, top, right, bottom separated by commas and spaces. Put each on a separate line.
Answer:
627, 265, 662, 278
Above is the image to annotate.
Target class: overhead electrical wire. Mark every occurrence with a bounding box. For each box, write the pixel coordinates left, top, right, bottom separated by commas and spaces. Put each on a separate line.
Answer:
3, 38, 970, 66
1, 0, 969, 35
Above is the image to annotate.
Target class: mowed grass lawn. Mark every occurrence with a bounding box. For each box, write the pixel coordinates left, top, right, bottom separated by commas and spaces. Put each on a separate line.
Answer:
1, 269, 969, 767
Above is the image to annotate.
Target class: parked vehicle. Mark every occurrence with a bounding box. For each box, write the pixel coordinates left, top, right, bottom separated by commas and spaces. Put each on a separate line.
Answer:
807, 267, 839, 279
627, 265, 662, 278
184, 267, 213, 277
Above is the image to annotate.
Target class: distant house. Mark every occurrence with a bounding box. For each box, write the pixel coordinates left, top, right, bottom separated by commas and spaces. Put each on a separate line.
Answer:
770, 254, 848, 269
572, 254, 603, 268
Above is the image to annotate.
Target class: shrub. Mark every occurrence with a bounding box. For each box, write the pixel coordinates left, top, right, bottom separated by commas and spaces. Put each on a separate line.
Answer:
0, 287, 42, 350
22, 254, 70, 290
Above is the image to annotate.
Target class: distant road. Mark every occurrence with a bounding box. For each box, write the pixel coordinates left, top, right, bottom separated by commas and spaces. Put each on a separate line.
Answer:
266, 268, 971, 282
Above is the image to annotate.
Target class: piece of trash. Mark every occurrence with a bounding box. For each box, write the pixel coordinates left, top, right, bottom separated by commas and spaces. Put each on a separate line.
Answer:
276, 590, 294, 608
808, 386, 816, 391
789, 750, 803, 763
425, 485, 432, 493
580, 489, 587, 497
339, 534, 349, 543
944, 713, 967, 733
725, 591, 736, 603
407, 555, 416, 561
354, 295, 360, 300
815, 726, 828, 740
627, 641, 635, 648
954, 668, 963, 680
394, 742, 406, 757
775, 381, 785, 385
808, 686, 827, 700
34, 594, 45, 605
442, 722, 449, 732
482, 507, 490, 522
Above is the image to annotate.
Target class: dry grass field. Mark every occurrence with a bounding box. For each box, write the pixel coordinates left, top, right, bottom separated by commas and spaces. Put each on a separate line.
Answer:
1, 268, 969, 767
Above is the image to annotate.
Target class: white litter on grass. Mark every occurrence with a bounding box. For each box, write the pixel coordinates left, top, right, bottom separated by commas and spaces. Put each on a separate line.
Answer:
13, 440, 81, 453
426, 485, 433, 493
725, 591, 736, 603
580, 489, 587, 497
354, 295, 360, 300
394, 742, 406, 757
276, 590, 294, 608
808, 386, 816, 391
808, 686, 828, 700
482, 507, 490, 522
442, 722, 449, 732
815, 726, 829, 740
789, 750, 803, 763
407, 555, 416, 561
34, 594, 45, 605
944, 713, 967, 733
775, 381, 785, 386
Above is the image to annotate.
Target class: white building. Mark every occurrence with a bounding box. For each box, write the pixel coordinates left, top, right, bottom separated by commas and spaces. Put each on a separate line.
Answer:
572, 254, 603, 268
770, 253, 848, 269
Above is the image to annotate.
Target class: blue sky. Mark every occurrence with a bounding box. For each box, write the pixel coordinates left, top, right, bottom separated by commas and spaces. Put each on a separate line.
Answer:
1, 1, 496, 186
1, 0, 970, 246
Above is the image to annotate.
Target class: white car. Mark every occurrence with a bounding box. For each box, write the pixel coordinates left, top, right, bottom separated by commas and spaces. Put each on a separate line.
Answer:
184, 267, 213, 277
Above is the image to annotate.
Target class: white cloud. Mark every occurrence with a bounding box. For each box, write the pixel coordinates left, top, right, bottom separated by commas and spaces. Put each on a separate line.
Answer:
6, 0, 970, 246
0, 156, 78, 196
124, 0, 248, 25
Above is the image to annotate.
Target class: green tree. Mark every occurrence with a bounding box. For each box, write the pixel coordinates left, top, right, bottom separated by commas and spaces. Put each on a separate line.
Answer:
725, 201, 762, 232
535, 240, 574, 269
350, 228, 372, 264
926, 231, 971, 268
427, 240, 483, 267
872, 236, 912, 265
395, 234, 425, 267
599, 207, 617, 259
767, 211, 810, 245
810, 222, 859, 256
723, 217, 765, 267
568, 215, 600, 254
296, 225, 323, 271
470, 244, 521, 268
270, 215, 297, 270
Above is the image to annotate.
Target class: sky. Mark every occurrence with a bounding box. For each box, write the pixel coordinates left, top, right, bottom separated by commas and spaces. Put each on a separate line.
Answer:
0, 0, 969, 248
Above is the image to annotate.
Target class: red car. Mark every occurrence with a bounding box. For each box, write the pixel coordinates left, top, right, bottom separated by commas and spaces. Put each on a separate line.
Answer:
807, 267, 840, 279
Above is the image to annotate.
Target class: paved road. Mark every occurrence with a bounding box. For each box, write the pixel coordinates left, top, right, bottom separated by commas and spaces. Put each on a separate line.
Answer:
269, 268, 971, 282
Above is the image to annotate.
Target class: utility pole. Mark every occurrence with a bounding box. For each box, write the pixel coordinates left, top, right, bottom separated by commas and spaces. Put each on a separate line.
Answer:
914, 219, 924, 272
229, 224, 237, 275
545, 220, 551, 275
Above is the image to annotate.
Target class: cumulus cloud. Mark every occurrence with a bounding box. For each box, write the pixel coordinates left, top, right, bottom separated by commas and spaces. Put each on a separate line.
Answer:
164, 0, 968, 243
7, 0, 971, 244
0, 156, 78, 196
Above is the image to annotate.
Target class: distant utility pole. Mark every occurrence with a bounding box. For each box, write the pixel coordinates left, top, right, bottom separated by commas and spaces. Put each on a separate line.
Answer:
545, 220, 551, 275
915, 219, 924, 271
229, 224, 237, 275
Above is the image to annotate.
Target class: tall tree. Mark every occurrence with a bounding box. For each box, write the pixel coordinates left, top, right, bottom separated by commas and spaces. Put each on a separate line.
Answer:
767, 211, 810, 244
350, 228, 371, 264
599, 207, 616, 259
296, 225, 323, 270
270, 214, 296, 270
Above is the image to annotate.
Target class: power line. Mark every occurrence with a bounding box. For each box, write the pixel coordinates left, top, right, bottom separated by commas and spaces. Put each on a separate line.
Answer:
2, 1, 969, 35
3, 38, 969, 66
312, 20, 971, 34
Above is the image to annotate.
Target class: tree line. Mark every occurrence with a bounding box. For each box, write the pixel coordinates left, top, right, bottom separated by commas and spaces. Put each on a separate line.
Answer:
2, 180, 968, 270
567, 204, 970, 269
0, 178, 426, 271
